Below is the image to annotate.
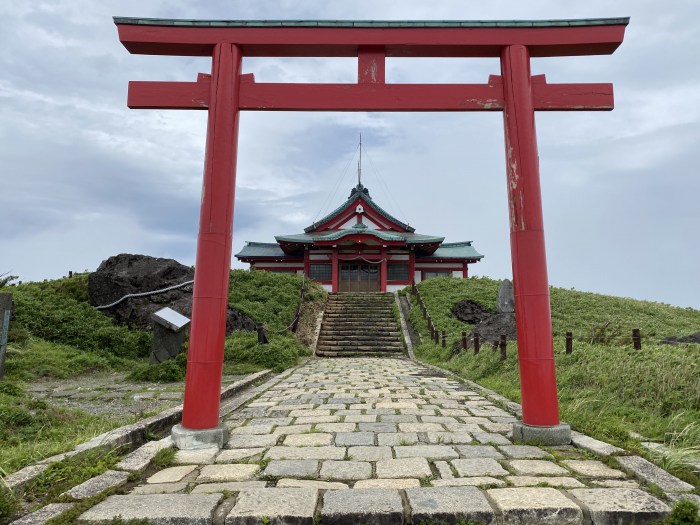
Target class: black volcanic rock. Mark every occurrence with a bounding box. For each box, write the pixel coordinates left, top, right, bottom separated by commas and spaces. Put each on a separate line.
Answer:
88, 253, 256, 333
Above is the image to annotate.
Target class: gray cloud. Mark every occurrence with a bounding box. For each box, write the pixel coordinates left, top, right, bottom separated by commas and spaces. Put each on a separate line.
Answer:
0, 0, 698, 308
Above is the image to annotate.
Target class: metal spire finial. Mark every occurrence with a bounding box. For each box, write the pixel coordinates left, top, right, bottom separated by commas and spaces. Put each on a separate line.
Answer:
358, 133, 362, 186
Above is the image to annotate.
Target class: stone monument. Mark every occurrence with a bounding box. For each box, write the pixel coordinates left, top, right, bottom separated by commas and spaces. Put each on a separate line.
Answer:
150, 307, 190, 364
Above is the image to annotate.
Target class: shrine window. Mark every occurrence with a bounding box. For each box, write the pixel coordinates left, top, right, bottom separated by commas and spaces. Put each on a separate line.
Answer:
309, 263, 332, 281
423, 270, 452, 280
387, 263, 410, 281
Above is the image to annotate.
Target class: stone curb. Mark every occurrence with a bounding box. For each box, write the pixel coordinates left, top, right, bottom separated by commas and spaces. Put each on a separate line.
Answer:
394, 291, 415, 360
2, 369, 271, 498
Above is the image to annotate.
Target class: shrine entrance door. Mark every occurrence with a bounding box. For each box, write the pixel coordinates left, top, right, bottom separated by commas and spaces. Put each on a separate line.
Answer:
339, 263, 380, 293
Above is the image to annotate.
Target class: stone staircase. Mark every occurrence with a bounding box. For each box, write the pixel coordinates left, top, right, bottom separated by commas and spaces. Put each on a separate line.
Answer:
316, 293, 405, 357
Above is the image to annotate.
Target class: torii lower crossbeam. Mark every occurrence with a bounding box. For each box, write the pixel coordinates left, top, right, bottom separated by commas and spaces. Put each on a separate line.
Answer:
115, 17, 628, 448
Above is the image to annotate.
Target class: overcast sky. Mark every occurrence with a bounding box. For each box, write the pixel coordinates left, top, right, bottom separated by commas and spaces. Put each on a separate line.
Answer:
1, 0, 699, 309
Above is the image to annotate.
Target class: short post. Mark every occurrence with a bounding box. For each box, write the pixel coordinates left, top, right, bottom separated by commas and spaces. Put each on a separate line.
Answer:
473, 332, 480, 355
434, 326, 440, 345
429, 319, 434, 340
68, 270, 73, 278
0, 293, 12, 379
441, 330, 446, 348
462, 331, 467, 350
565, 332, 573, 354
257, 324, 268, 345
500, 335, 507, 361
492, 339, 499, 352
632, 328, 641, 351
150, 307, 191, 364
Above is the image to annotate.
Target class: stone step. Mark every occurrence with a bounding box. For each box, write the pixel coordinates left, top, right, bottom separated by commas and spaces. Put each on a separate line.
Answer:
318, 337, 403, 346
316, 345, 404, 352
318, 331, 402, 338
316, 350, 404, 357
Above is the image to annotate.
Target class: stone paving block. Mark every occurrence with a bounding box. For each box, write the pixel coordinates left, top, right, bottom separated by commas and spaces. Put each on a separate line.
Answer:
322, 489, 404, 525
616, 455, 694, 493
78, 494, 222, 524
359, 422, 398, 433
422, 416, 460, 425
488, 487, 583, 525
394, 445, 459, 460
147, 465, 198, 484
452, 458, 509, 477
264, 460, 318, 478
320, 460, 372, 481
507, 460, 570, 476
432, 477, 506, 488
354, 478, 421, 489
481, 421, 514, 433
295, 415, 341, 424
174, 447, 219, 465
454, 445, 504, 459
314, 422, 356, 433
376, 457, 432, 479
283, 433, 333, 447
115, 438, 172, 473
506, 476, 585, 488
570, 432, 624, 456
265, 446, 346, 460
399, 422, 444, 432
348, 446, 393, 461
376, 401, 418, 409
499, 445, 553, 459
216, 448, 266, 463
590, 479, 640, 488
344, 414, 377, 423
130, 482, 189, 494
249, 417, 293, 427
273, 424, 313, 435
427, 432, 473, 444
230, 424, 276, 435
334, 432, 375, 446
472, 431, 512, 445
226, 488, 318, 525
435, 460, 454, 479
378, 432, 418, 446
277, 479, 348, 489
191, 481, 267, 493
563, 460, 626, 478
62, 470, 129, 500
226, 434, 279, 449
569, 488, 671, 525
288, 409, 331, 417
379, 414, 418, 423
197, 464, 259, 482
406, 486, 496, 524
9, 503, 74, 525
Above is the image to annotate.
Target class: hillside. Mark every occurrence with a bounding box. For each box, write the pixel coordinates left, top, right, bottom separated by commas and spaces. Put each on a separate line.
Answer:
406, 276, 700, 487
0, 269, 323, 475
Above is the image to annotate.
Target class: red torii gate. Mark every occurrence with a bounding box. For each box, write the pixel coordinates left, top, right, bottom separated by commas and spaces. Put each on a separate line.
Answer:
115, 17, 627, 448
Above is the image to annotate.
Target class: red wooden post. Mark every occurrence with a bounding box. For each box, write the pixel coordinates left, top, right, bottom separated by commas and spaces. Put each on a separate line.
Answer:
182, 43, 242, 431
331, 252, 339, 293
380, 248, 388, 292
501, 44, 560, 428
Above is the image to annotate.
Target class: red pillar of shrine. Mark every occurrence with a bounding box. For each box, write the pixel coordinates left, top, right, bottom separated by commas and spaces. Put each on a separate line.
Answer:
331, 251, 339, 293
181, 43, 242, 431
500, 45, 561, 428
380, 248, 388, 292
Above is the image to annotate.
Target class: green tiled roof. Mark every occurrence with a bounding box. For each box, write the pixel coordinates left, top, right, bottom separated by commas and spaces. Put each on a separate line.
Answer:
305, 184, 414, 233
275, 225, 444, 245
236, 242, 295, 259
417, 241, 484, 260
114, 17, 630, 29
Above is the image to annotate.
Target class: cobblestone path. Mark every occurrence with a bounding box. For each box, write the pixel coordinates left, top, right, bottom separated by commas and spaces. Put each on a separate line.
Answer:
47, 357, 695, 523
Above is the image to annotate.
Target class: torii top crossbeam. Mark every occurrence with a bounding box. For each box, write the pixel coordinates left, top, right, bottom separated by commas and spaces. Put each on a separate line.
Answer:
115, 17, 627, 448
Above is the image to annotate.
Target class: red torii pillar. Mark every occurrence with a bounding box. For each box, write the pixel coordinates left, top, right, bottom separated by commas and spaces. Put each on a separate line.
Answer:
115, 17, 627, 448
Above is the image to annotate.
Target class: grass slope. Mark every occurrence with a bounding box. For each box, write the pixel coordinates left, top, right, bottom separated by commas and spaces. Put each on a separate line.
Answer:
408, 276, 700, 488
0, 269, 323, 480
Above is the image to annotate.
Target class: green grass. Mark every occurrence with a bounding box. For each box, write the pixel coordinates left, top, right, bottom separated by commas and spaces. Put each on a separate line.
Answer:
408, 276, 700, 488
0, 269, 322, 479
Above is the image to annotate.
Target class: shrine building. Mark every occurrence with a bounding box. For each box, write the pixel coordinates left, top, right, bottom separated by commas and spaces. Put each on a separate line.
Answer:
236, 183, 483, 293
